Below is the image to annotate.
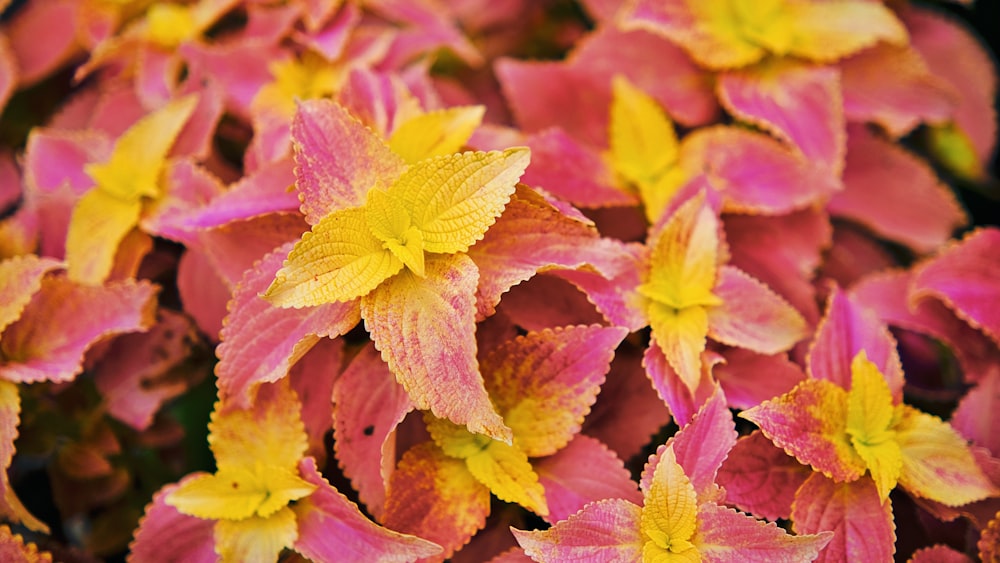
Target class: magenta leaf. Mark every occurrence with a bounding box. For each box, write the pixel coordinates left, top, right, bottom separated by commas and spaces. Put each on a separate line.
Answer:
716, 431, 811, 521
715, 348, 805, 411
129, 477, 219, 563
512, 498, 643, 562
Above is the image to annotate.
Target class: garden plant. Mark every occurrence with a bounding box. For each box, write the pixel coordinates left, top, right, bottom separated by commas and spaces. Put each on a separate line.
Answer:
1, 0, 999, 561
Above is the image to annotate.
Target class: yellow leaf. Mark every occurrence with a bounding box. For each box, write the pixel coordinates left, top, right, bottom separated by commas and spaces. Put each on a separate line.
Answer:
251, 52, 343, 119
846, 352, 902, 502
265, 206, 403, 307
65, 189, 143, 285
609, 76, 679, 190
641, 445, 700, 560
388, 106, 485, 165
647, 303, 709, 393
637, 166, 688, 225
208, 380, 309, 475
145, 3, 198, 48
389, 148, 530, 255
167, 469, 266, 521
366, 188, 425, 276
215, 506, 298, 563
465, 441, 548, 516
784, 2, 908, 63
425, 414, 493, 460
730, 0, 795, 56
85, 95, 198, 202
640, 195, 722, 311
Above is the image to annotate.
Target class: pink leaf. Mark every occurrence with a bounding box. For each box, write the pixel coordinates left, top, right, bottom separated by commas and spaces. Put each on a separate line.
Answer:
829, 125, 966, 253
512, 499, 643, 562
851, 269, 1000, 384
520, 128, 633, 209
554, 239, 649, 332
585, 342, 672, 462
715, 348, 806, 410
129, 478, 219, 563
293, 457, 442, 563
216, 243, 360, 407
718, 61, 845, 174
682, 126, 840, 215
292, 99, 406, 224
708, 266, 807, 355
791, 474, 895, 563
23, 128, 109, 195
912, 228, 1000, 346
724, 209, 831, 326
906, 7, 998, 166
820, 224, 897, 289
467, 185, 606, 320
384, 442, 491, 561
362, 253, 510, 442
4, 0, 79, 87
495, 274, 606, 332
716, 431, 811, 521
176, 249, 231, 341
839, 44, 956, 137
181, 157, 298, 229
332, 343, 413, 520
951, 372, 1000, 456
908, 545, 974, 563
641, 389, 735, 499
807, 287, 904, 398
642, 339, 715, 428
534, 435, 642, 524
289, 338, 343, 462
144, 159, 227, 244
94, 310, 202, 431
194, 212, 307, 286
697, 502, 833, 562
1, 278, 157, 383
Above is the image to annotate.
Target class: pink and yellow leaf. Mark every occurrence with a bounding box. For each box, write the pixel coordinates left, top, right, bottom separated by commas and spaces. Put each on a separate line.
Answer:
466, 441, 548, 517
217, 243, 360, 407
657, 389, 737, 500
292, 457, 442, 563
213, 507, 298, 563
388, 106, 484, 164
0, 524, 53, 562
129, 478, 218, 563
696, 502, 833, 562
534, 435, 642, 524
642, 339, 715, 428
708, 266, 807, 355
0, 255, 62, 334
714, 349, 806, 411
483, 325, 626, 457
740, 380, 866, 483
361, 253, 511, 441
512, 498, 643, 563
791, 473, 895, 563
64, 190, 143, 285
384, 442, 491, 561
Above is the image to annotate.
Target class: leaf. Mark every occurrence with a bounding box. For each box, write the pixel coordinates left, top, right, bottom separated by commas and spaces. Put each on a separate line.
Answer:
292, 457, 442, 563
0, 380, 48, 533
708, 266, 807, 355
292, 99, 406, 223
713, 349, 806, 411
640, 445, 699, 559
697, 502, 833, 562
895, 406, 999, 506
521, 128, 633, 209
716, 431, 811, 522
534, 435, 642, 524
951, 371, 1000, 455
84, 95, 198, 201
482, 325, 626, 457
911, 228, 1000, 345
389, 149, 529, 255
207, 380, 308, 476
166, 467, 314, 521
642, 339, 715, 428
214, 507, 298, 563
362, 254, 511, 441
217, 243, 361, 407
65, 189, 143, 285
265, 206, 402, 307
740, 380, 866, 483
845, 352, 902, 502
465, 441, 548, 517
648, 304, 710, 394
780, 2, 908, 63
332, 343, 413, 520
718, 61, 845, 173
0, 255, 62, 335
609, 75, 679, 188
829, 126, 967, 253
128, 478, 218, 563
388, 106, 485, 164
1, 278, 157, 384
807, 287, 904, 400
909, 545, 974, 563
791, 473, 895, 563
0, 524, 54, 562
512, 498, 643, 563
383, 442, 490, 561
661, 389, 737, 500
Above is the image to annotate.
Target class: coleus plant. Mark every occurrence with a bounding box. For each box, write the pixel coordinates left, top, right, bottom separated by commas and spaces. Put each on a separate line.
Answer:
0, 0, 998, 562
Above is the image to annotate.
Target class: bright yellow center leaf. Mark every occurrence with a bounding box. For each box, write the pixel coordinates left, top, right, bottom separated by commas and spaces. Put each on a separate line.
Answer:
145, 3, 198, 48
167, 463, 316, 521
845, 351, 903, 502
252, 52, 343, 119
388, 106, 485, 165
641, 446, 701, 562
426, 415, 549, 516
